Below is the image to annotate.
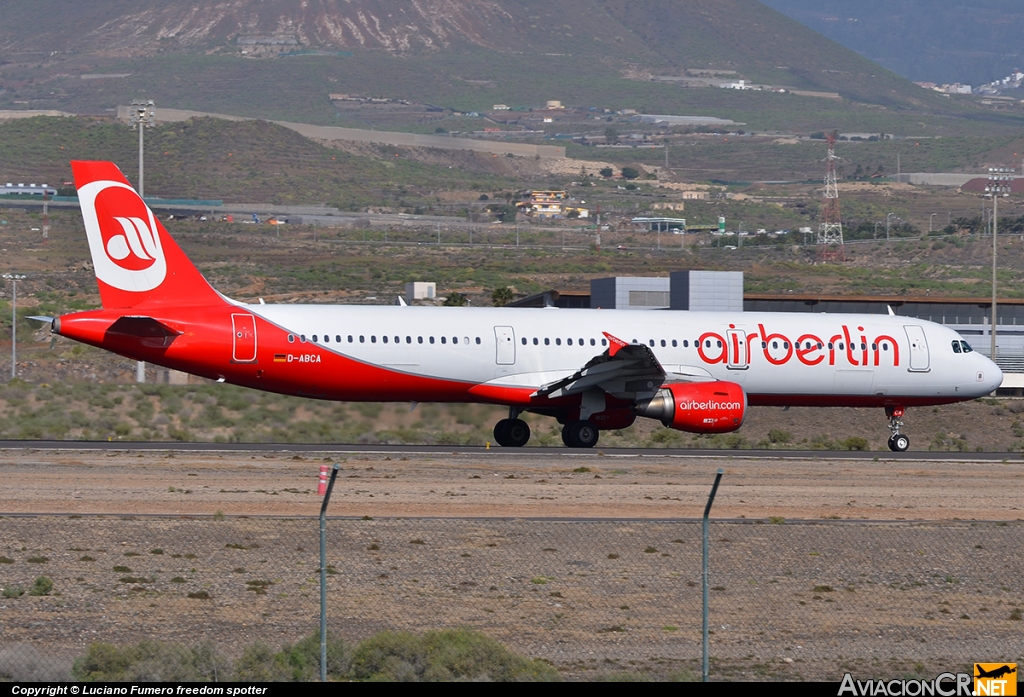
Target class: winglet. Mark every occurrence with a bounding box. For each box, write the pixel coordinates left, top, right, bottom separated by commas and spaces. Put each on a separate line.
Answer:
603, 332, 628, 357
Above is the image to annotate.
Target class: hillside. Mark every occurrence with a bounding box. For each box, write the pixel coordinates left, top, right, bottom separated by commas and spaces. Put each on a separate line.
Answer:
0, 0, 995, 133
763, 0, 1024, 87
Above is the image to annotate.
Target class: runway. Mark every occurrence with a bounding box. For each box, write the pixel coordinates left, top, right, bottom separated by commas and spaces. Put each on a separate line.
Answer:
0, 439, 1021, 461
0, 441, 1021, 521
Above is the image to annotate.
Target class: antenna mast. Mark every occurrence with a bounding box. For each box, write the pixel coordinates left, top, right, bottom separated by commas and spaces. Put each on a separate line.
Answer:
817, 129, 845, 261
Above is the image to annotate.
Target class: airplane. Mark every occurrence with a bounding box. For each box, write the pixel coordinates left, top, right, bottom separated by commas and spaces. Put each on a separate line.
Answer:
41, 160, 1003, 451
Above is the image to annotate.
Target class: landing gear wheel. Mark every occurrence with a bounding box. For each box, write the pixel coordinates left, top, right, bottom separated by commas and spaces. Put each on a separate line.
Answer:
493, 419, 512, 447
561, 423, 572, 447
888, 434, 910, 452
505, 419, 531, 447
565, 420, 599, 449
494, 419, 531, 447
884, 405, 908, 453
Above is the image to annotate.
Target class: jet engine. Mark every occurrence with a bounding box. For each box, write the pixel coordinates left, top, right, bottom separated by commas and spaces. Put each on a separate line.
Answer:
635, 381, 747, 434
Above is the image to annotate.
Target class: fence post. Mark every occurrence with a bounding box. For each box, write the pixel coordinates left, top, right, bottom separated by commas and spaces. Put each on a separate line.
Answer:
320, 463, 341, 682
702, 468, 724, 682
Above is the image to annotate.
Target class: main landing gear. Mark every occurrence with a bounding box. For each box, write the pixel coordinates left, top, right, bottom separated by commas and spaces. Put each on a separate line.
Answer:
561, 419, 599, 449
493, 410, 531, 448
885, 405, 909, 452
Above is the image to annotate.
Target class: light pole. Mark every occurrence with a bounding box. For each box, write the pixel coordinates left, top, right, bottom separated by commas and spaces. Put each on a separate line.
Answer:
929, 213, 937, 234
3, 273, 25, 379
985, 167, 1014, 362
874, 222, 881, 239
886, 212, 896, 240
130, 99, 155, 383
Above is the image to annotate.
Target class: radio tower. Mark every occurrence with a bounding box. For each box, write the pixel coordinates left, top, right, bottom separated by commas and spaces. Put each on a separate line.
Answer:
817, 129, 845, 261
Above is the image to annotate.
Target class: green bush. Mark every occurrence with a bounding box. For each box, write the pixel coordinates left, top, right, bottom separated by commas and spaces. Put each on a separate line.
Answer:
350, 628, 559, 682
28, 576, 53, 596
72, 641, 229, 682
233, 632, 348, 682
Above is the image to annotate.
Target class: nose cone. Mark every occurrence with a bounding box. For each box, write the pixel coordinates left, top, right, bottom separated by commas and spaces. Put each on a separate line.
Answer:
978, 354, 1003, 394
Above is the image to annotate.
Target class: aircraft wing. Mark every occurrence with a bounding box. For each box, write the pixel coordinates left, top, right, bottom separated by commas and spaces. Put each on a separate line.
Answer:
533, 332, 707, 401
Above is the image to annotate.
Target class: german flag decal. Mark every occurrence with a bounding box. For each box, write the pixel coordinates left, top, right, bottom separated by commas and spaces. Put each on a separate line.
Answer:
274, 354, 287, 363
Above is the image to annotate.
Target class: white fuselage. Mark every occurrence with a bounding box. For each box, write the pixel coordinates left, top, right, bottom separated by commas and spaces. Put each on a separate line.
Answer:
245, 304, 1001, 405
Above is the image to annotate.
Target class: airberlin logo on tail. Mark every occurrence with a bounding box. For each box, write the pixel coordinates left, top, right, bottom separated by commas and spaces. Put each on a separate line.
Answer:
77, 179, 166, 292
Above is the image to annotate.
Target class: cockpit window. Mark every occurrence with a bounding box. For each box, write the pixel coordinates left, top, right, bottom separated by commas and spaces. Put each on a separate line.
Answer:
951, 340, 962, 354
960, 340, 973, 353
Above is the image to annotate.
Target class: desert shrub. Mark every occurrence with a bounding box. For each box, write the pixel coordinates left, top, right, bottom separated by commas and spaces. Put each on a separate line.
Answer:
233, 632, 348, 682
28, 576, 53, 596
72, 640, 229, 682
350, 628, 558, 682
0, 643, 73, 681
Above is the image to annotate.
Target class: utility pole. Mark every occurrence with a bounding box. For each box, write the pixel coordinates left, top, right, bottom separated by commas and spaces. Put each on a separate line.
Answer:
985, 167, 1014, 362
130, 99, 155, 384
3, 274, 25, 379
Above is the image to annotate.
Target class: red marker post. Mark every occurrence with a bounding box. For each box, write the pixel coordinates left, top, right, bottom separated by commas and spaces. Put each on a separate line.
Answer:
317, 464, 329, 495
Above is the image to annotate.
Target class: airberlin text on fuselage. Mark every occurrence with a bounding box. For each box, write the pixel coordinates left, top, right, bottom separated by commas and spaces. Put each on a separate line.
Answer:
696, 323, 901, 368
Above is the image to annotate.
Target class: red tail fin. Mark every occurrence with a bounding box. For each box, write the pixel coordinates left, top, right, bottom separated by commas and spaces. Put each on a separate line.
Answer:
72, 161, 224, 309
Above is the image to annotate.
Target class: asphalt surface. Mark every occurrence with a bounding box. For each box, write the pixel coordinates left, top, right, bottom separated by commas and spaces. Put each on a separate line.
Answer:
0, 439, 1019, 461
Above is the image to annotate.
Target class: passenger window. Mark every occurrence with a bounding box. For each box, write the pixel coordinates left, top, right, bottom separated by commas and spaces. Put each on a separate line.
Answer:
336, 335, 342, 343
882, 343, 888, 351
683, 340, 689, 348
772, 342, 778, 349
359, 335, 365, 343
371, 336, 376, 343
395, 336, 400, 344
300, 335, 307, 343
382, 336, 388, 343
464, 337, 470, 345
672, 340, 677, 347
649, 340, 655, 347
951, 340, 962, 354
452, 337, 458, 344
347, 335, 353, 343
781, 342, 787, 349
567, 338, 573, 346
555, 338, 561, 346
441, 336, 447, 344
601, 339, 607, 346
545, 338, 550, 345
418, 336, 423, 344
323, 335, 329, 343
533, 338, 539, 345
312, 335, 318, 343
476, 337, 481, 345
828, 342, 833, 349
522, 337, 527, 345
590, 338, 596, 346
406, 336, 412, 344
816, 343, 823, 350
661, 340, 666, 347
429, 337, 435, 344
287, 334, 295, 343
578, 338, 583, 345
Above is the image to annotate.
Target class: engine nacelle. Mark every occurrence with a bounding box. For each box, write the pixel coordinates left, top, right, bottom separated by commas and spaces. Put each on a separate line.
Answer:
635, 381, 747, 434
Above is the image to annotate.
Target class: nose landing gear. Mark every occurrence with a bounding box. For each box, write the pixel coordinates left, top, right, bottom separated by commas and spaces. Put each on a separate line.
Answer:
885, 406, 909, 452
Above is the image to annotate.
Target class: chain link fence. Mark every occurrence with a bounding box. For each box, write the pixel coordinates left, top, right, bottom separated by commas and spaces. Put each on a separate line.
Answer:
1, 515, 1021, 681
